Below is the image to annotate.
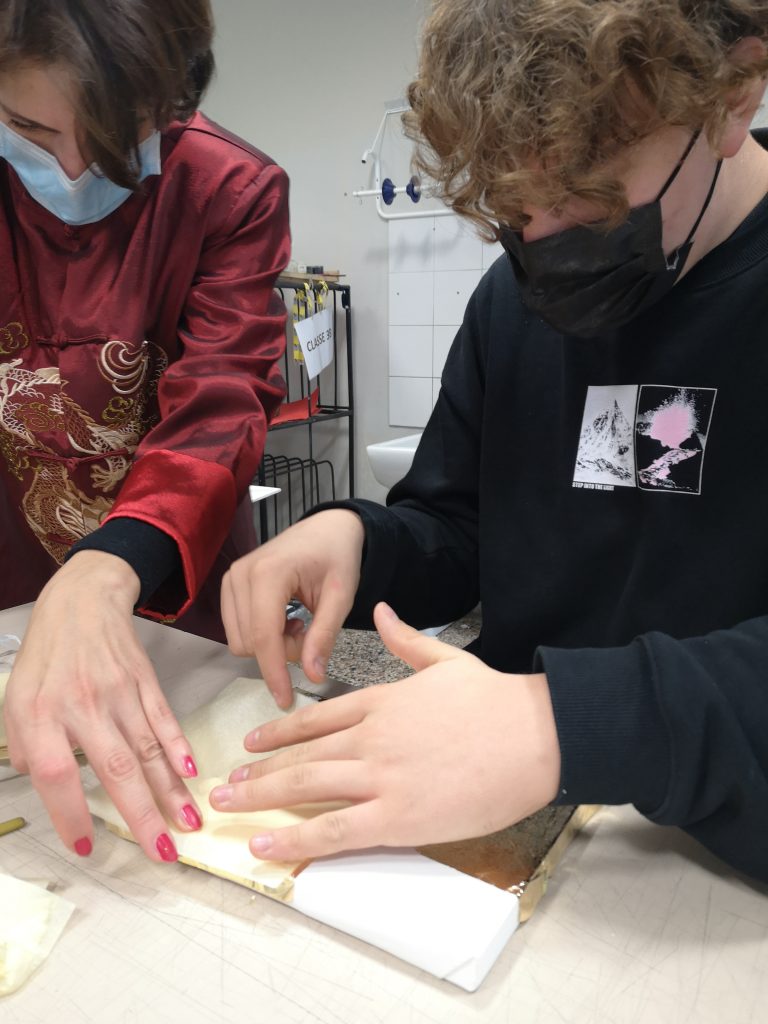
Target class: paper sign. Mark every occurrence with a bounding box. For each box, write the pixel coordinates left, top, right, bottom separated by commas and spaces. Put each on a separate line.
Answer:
294, 307, 334, 380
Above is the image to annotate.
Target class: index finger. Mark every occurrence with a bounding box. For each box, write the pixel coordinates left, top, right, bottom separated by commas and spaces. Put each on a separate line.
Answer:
22, 724, 95, 857
245, 686, 372, 753
224, 563, 296, 709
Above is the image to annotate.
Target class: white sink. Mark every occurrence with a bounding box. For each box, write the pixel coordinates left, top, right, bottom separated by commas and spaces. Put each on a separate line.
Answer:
367, 432, 423, 488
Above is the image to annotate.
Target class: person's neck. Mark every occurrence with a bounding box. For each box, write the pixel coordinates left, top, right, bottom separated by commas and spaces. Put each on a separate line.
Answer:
685, 133, 768, 271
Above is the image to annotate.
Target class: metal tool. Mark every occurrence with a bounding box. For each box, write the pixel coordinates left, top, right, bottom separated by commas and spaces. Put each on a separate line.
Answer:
291, 672, 362, 702
0, 816, 26, 838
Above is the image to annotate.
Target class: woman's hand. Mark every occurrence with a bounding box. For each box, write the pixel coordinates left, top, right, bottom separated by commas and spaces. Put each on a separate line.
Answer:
4, 551, 203, 862
221, 509, 366, 708
210, 602, 561, 862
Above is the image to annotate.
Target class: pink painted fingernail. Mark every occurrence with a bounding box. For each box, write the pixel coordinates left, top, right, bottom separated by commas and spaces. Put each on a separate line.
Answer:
211, 785, 233, 807
180, 804, 202, 831
251, 833, 274, 855
156, 833, 178, 862
182, 756, 198, 778
74, 837, 92, 857
229, 765, 249, 783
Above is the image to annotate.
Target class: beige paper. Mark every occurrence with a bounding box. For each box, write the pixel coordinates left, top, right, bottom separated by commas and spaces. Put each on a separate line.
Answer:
86, 677, 337, 901
0, 874, 75, 998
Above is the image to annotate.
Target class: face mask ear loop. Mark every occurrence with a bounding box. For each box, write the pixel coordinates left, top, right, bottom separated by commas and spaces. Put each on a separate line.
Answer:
655, 129, 701, 202
664, 157, 723, 271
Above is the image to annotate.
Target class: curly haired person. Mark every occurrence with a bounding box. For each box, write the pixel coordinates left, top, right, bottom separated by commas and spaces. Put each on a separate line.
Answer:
219, 0, 768, 883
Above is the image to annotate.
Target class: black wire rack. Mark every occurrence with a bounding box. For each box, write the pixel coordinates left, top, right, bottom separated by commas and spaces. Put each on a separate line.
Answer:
253, 276, 354, 542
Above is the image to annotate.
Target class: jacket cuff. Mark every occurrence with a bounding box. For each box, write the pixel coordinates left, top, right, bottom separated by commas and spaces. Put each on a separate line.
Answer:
535, 639, 670, 814
105, 449, 237, 620
66, 518, 181, 607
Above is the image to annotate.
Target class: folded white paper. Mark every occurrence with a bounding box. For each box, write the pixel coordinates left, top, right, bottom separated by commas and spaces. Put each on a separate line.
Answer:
0, 874, 75, 997
293, 849, 519, 990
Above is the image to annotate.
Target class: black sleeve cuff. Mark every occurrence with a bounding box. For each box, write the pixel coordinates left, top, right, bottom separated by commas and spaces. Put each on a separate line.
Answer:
534, 639, 670, 815
301, 499, 400, 629
65, 518, 182, 608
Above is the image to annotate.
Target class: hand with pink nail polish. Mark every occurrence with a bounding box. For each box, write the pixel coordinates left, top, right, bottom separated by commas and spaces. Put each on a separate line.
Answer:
4, 551, 202, 864
221, 510, 365, 708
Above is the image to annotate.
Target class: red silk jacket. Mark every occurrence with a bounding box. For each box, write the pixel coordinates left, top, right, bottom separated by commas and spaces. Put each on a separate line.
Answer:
0, 113, 290, 638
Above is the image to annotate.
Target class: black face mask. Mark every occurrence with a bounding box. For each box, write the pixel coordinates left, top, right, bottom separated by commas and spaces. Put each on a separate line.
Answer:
499, 132, 722, 337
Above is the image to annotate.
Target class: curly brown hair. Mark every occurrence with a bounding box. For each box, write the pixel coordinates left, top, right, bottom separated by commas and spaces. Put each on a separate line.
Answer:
0, 0, 215, 189
405, 0, 768, 238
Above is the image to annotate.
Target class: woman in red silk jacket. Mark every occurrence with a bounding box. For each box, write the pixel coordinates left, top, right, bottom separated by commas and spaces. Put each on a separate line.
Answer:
0, 0, 290, 865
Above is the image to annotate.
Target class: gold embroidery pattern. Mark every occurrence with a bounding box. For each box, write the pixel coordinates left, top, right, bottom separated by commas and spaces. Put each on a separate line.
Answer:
0, 340, 167, 565
0, 322, 29, 356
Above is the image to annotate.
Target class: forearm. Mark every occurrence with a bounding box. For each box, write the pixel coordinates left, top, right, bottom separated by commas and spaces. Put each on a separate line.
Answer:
538, 615, 768, 881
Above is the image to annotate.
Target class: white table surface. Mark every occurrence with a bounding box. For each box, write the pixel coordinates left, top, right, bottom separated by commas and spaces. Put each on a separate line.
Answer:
2, 603, 768, 1024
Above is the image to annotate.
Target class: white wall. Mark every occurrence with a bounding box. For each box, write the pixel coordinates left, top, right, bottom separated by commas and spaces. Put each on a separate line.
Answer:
204, 0, 428, 505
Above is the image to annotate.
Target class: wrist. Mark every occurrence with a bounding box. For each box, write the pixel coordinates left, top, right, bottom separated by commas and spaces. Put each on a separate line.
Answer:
517, 671, 561, 806
62, 549, 142, 604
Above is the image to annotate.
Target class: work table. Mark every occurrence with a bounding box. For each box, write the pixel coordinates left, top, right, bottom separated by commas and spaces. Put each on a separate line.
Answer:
2, 603, 768, 1024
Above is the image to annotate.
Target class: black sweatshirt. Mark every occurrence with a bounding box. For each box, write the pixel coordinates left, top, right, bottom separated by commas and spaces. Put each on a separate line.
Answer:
323, 151, 768, 881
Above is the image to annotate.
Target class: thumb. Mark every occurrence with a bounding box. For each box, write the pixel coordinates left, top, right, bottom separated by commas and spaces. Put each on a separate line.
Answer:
373, 602, 460, 673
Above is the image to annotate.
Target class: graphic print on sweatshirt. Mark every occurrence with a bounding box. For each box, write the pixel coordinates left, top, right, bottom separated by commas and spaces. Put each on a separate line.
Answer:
573, 384, 717, 494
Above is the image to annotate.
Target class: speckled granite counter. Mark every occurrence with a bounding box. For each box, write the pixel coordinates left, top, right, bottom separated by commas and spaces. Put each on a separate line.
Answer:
324, 605, 583, 907
326, 605, 483, 686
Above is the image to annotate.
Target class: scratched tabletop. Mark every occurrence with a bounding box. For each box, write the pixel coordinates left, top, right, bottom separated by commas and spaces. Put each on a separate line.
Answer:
2, 603, 768, 1024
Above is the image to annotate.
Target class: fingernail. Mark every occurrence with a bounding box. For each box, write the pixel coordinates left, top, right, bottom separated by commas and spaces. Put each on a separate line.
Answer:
245, 729, 260, 749
182, 756, 198, 778
180, 804, 202, 831
251, 833, 274, 855
229, 765, 249, 783
378, 603, 399, 622
211, 785, 234, 807
74, 837, 92, 857
314, 656, 327, 678
156, 833, 178, 862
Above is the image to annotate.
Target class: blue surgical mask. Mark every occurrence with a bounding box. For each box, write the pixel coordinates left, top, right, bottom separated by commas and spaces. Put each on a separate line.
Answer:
0, 122, 162, 225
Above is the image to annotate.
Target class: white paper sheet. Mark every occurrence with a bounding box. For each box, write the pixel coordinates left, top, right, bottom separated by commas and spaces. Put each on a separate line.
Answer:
293, 848, 519, 990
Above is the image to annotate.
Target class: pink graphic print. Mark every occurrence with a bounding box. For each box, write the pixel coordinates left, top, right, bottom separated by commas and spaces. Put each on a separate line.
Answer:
636, 386, 716, 494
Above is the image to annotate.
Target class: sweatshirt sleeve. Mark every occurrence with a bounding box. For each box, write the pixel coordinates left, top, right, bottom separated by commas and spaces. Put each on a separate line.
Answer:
96, 163, 290, 621
536, 615, 768, 881
306, 280, 492, 630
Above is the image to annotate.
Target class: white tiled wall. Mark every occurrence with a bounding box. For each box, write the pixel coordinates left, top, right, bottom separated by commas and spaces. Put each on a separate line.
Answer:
388, 215, 504, 427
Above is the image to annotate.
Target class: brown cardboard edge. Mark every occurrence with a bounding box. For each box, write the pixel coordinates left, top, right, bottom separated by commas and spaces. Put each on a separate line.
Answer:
517, 804, 601, 923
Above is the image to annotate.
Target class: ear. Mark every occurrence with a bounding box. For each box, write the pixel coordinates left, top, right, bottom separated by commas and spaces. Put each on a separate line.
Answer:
718, 36, 768, 158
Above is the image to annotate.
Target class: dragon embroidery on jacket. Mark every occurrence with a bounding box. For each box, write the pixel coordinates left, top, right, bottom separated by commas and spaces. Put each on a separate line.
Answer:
0, 337, 168, 564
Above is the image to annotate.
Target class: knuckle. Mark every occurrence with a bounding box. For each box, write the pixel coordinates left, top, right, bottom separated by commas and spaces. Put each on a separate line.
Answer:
292, 704, 322, 738
288, 763, 312, 793
286, 742, 311, 768
320, 811, 346, 846
149, 697, 174, 724
103, 749, 138, 783
135, 735, 164, 766
32, 756, 75, 787
130, 801, 159, 832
